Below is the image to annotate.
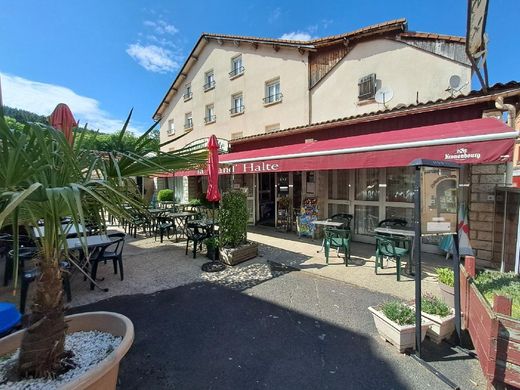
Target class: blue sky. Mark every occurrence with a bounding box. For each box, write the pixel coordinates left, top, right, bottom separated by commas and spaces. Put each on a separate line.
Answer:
1, 0, 518, 133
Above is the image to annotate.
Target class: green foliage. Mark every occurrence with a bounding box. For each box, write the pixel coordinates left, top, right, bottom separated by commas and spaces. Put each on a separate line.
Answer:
3, 106, 48, 124
5, 116, 25, 132
204, 236, 219, 248
380, 301, 416, 325
474, 271, 520, 319
189, 198, 202, 206
436, 267, 454, 287
219, 190, 248, 248
157, 189, 174, 201
421, 293, 451, 317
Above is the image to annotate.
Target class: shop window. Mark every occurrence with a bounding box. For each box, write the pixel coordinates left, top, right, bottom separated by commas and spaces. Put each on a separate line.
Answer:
385, 207, 414, 225
328, 170, 350, 200
328, 203, 349, 218
386, 167, 414, 203
355, 168, 379, 201
354, 205, 379, 235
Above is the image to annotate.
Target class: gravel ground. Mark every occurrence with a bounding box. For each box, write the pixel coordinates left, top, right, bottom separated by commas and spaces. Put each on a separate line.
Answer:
70, 263, 486, 390
0, 331, 121, 390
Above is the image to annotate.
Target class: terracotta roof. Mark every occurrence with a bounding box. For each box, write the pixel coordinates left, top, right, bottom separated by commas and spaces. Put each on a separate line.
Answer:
203, 19, 407, 47
399, 31, 465, 43
230, 82, 520, 145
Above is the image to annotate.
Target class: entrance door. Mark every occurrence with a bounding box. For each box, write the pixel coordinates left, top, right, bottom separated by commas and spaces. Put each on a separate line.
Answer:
233, 174, 256, 224
258, 172, 275, 226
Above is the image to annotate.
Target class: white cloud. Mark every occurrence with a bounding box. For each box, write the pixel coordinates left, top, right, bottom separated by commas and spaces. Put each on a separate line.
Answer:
126, 43, 179, 73
279, 31, 313, 41
0, 72, 135, 133
143, 20, 178, 35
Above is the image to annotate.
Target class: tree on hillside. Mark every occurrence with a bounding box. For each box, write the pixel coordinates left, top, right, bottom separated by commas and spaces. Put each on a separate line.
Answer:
2, 106, 48, 124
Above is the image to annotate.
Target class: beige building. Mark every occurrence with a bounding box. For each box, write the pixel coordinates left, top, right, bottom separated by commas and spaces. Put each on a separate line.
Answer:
154, 19, 471, 152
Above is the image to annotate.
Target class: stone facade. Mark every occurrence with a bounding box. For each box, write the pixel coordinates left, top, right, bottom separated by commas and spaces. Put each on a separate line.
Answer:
469, 163, 507, 267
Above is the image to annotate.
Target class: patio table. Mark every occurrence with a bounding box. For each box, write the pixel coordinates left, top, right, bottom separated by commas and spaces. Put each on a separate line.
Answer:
166, 211, 198, 241
66, 234, 113, 250
374, 227, 415, 275
32, 223, 86, 238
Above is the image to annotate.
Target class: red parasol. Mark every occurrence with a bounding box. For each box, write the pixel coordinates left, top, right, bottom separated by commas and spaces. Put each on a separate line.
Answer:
206, 135, 221, 202
49, 103, 77, 145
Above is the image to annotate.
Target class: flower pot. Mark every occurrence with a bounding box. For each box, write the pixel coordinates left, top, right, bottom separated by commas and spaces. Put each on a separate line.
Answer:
0, 311, 134, 390
206, 245, 220, 260
219, 241, 258, 266
368, 306, 431, 353
439, 282, 455, 308
421, 310, 455, 344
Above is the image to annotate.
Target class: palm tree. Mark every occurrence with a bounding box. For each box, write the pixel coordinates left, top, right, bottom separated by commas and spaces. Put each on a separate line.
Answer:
0, 109, 206, 379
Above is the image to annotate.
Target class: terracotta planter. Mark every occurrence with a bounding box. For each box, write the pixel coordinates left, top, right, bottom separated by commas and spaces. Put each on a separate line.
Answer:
219, 241, 258, 266
439, 282, 455, 308
422, 310, 455, 344
368, 306, 431, 353
0, 311, 134, 390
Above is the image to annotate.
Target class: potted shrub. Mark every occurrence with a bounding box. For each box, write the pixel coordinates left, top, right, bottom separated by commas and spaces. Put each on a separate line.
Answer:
204, 236, 219, 260
218, 191, 258, 266
368, 301, 431, 353
157, 189, 174, 202
0, 109, 207, 387
436, 267, 455, 307
421, 293, 455, 343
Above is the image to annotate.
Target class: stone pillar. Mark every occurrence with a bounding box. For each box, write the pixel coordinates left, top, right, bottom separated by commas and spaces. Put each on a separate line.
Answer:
469, 164, 507, 268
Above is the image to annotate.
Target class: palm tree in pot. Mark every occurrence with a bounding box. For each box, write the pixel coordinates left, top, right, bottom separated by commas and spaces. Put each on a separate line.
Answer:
0, 109, 206, 379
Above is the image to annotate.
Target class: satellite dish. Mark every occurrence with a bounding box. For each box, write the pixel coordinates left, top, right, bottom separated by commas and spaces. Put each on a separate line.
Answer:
374, 87, 394, 105
449, 75, 461, 89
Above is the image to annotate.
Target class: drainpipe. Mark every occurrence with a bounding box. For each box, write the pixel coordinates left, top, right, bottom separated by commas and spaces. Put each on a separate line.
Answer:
495, 96, 518, 185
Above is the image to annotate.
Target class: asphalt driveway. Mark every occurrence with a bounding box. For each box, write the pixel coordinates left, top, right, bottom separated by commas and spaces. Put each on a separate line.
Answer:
70, 262, 484, 389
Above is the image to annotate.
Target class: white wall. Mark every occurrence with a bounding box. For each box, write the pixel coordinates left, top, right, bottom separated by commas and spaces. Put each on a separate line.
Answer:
310, 39, 472, 123
160, 41, 309, 151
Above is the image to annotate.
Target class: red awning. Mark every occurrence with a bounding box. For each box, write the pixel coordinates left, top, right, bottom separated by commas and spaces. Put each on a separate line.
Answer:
173, 118, 517, 176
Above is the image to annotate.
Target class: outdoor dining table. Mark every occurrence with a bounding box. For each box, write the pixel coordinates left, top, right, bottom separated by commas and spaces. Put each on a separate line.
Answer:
374, 227, 416, 275
32, 223, 86, 238
166, 211, 198, 241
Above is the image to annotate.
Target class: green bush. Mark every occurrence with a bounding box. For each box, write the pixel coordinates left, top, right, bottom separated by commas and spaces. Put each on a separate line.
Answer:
422, 293, 451, 317
436, 267, 454, 287
381, 300, 415, 325
219, 190, 248, 248
474, 270, 520, 319
157, 189, 174, 201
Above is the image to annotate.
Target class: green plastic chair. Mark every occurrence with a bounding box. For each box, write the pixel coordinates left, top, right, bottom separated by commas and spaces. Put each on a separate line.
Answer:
324, 228, 351, 266
374, 235, 411, 281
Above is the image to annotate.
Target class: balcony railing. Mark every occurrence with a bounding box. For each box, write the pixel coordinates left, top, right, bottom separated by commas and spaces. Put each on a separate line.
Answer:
204, 115, 216, 124
229, 66, 245, 78
230, 105, 245, 115
183, 92, 192, 101
263, 93, 283, 104
184, 120, 193, 130
203, 80, 216, 91
166, 128, 175, 136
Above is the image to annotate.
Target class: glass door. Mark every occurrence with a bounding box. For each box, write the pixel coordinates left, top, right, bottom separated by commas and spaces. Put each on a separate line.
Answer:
233, 174, 256, 224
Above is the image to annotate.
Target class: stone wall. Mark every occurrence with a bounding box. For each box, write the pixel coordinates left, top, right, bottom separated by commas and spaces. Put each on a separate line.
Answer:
469, 163, 507, 268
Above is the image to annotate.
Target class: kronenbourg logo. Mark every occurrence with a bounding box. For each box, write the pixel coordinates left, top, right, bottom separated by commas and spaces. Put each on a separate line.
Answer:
444, 147, 481, 161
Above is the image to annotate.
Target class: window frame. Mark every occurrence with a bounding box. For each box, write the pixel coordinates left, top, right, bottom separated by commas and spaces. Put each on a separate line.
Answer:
230, 92, 244, 116
358, 73, 377, 101
229, 55, 244, 78
263, 78, 282, 105
167, 119, 175, 136
204, 104, 216, 124
184, 112, 193, 131
183, 83, 192, 101
204, 70, 215, 91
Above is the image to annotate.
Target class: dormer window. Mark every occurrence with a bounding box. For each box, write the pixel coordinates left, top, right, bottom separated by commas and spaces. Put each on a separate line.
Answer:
358, 74, 376, 100
204, 70, 215, 91
229, 55, 244, 78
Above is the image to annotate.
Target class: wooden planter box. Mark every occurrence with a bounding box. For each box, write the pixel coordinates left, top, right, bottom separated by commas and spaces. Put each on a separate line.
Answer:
219, 241, 258, 266
460, 257, 520, 389
422, 310, 455, 344
368, 306, 431, 353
